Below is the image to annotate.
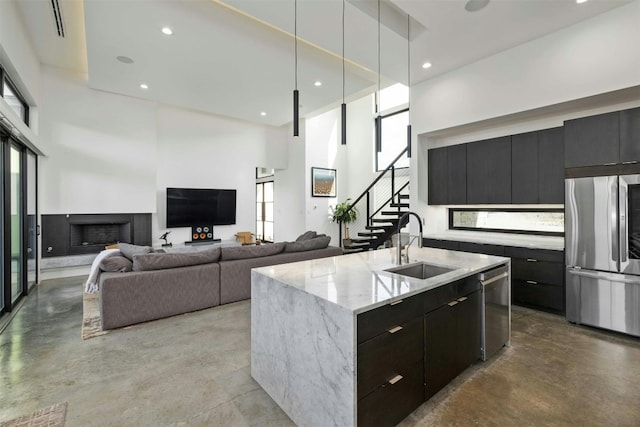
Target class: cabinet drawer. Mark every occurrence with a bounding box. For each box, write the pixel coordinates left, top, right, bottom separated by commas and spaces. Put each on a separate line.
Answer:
358, 317, 423, 398
358, 294, 423, 344
423, 281, 457, 314
458, 242, 505, 256
504, 246, 563, 263
512, 279, 564, 313
422, 239, 460, 251
357, 361, 425, 427
511, 259, 564, 286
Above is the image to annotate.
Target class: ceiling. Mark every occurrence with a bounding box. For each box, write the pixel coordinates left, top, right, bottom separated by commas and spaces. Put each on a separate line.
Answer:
16, 0, 632, 127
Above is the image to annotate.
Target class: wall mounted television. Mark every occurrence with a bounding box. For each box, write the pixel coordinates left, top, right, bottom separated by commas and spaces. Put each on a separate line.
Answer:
166, 187, 237, 228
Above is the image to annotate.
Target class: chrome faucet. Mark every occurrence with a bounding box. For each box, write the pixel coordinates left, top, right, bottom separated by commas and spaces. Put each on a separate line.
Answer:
396, 211, 423, 265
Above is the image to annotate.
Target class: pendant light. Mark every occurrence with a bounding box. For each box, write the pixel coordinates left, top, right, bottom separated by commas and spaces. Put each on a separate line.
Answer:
293, 0, 299, 137
341, 0, 347, 145
406, 15, 412, 158
375, 0, 382, 153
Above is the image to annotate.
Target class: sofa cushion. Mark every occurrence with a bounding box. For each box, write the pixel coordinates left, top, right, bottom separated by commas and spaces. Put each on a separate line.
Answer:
284, 235, 331, 253
132, 247, 221, 271
118, 243, 153, 261
295, 230, 317, 242
100, 255, 133, 273
220, 242, 286, 261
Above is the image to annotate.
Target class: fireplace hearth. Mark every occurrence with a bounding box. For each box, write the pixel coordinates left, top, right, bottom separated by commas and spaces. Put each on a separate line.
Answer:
42, 213, 151, 257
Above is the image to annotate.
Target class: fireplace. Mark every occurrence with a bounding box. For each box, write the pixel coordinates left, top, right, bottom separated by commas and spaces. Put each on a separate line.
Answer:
42, 213, 151, 257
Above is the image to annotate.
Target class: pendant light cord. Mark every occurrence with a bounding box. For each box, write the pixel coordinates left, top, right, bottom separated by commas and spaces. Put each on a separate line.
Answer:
407, 15, 410, 111
377, 0, 380, 114
295, 0, 298, 90
342, 0, 345, 103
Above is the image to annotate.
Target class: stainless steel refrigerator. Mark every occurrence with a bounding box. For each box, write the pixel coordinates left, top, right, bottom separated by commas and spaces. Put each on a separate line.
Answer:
565, 174, 640, 337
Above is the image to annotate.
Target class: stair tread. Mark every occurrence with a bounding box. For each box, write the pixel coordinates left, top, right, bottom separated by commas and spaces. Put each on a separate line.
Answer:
390, 203, 410, 208
381, 211, 409, 216
398, 194, 410, 199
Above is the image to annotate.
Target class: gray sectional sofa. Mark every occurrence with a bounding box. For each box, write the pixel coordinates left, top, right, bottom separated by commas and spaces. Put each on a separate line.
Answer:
98, 237, 342, 330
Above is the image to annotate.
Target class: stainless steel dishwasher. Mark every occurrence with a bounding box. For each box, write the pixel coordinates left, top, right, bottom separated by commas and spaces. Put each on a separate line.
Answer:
480, 265, 511, 361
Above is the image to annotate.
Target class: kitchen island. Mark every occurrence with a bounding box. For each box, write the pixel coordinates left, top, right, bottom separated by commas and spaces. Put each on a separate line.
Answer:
251, 247, 510, 427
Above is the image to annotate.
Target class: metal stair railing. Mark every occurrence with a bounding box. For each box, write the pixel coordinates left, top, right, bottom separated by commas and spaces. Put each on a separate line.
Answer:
338, 147, 409, 250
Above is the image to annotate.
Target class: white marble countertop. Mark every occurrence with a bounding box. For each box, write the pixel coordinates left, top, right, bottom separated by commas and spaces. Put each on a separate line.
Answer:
424, 232, 565, 251
252, 247, 509, 314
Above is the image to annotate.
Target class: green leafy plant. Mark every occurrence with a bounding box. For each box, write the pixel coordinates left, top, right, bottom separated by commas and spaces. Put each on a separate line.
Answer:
330, 199, 358, 240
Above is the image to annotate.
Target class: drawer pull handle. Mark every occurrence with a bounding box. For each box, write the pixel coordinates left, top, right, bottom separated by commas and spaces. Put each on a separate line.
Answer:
388, 374, 403, 385
457, 296, 467, 302
526, 280, 538, 285
390, 299, 403, 306
526, 258, 537, 262
622, 161, 638, 165
448, 301, 459, 307
388, 326, 403, 334
603, 162, 617, 166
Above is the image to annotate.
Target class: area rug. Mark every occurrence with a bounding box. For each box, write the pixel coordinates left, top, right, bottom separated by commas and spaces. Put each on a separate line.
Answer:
0, 402, 67, 427
81, 292, 107, 340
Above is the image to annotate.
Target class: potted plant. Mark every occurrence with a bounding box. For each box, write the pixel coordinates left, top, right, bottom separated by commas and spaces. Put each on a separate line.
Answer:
330, 199, 358, 247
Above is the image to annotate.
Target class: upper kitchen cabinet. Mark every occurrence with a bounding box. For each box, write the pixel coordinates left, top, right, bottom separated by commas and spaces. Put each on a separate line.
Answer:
511, 131, 538, 204
565, 108, 640, 168
428, 144, 467, 205
564, 111, 620, 168
537, 127, 565, 204
467, 136, 511, 204
620, 107, 640, 163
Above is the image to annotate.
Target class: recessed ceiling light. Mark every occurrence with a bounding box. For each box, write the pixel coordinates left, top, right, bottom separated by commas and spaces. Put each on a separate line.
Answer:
260, 112, 267, 116
314, 81, 322, 87
116, 56, 134, 64
140, 83, 149, 89
422, 62, 432, 69
575, 0, 588, 3
161, 27, 173, 35
465, 0, 489, 12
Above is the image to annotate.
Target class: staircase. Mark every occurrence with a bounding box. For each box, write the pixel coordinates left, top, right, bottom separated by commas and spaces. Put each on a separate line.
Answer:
339, 147, 411, 253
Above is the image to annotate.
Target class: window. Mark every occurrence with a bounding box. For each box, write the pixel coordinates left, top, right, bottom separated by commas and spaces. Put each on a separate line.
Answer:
375, 83, 409, 172
376, 109, 409, 171
256, 181, 274, 243
449, 208, 564, 236
0, 67, 29, 126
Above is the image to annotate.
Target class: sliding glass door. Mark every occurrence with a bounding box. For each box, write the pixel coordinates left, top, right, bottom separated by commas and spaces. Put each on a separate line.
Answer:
9, 143, 24, 304
1, 137, 36, 315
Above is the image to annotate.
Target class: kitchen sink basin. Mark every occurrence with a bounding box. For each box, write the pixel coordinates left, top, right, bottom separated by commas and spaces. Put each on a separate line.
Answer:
384, 262, 455, 280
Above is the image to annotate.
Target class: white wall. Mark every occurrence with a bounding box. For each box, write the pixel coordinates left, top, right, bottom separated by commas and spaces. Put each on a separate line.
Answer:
410, 1, 640, 240
411, 1, 640, 135
37, 67, 289, 278
39, 67, 158, 215
155, 105, 287, 244
0, 0, 41, 107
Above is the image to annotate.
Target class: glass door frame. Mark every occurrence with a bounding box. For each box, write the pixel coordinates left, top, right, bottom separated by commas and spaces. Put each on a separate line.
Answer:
1, 136, 35, 314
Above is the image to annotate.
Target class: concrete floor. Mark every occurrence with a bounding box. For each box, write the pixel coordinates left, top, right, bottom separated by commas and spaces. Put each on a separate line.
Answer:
1, 277, 639, 427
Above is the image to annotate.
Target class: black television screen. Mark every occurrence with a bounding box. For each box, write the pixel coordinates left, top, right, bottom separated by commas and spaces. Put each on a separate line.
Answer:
166, 188, 237, 228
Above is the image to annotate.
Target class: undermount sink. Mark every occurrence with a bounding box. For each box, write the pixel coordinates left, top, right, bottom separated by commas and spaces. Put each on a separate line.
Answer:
384, 262, 455, 280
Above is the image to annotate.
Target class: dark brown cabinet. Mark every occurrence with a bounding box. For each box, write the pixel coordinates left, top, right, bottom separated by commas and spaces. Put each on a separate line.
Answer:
466, 136, 512, 204
564, 111, 619, 168
537, 127, 565, 204
422, 238, 460, 251
458, 241, 505, 257
428, 144, 467, 205
620, 107, 640, 163
357, 296, 425, 427
424, 280, 480, 400
505, 246, 564, 314
511, 128, 564, 204
564, 107, 640, 168
511, 131, 538, 204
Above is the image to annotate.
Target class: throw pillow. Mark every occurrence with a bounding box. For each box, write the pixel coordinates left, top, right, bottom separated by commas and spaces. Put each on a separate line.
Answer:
295, 230, 317, 242
132, 247, 221, 271
118, 243, 153, 261
220, 242, 286, 261
284, 235, 331, 253
99, 255, 133, 273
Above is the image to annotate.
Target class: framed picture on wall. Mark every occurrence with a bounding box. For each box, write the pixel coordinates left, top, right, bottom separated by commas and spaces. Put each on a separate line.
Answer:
311, 167, 337, 197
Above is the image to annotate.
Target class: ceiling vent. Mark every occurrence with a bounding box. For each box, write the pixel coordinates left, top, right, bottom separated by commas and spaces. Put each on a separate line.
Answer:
50, 0, 65, 37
